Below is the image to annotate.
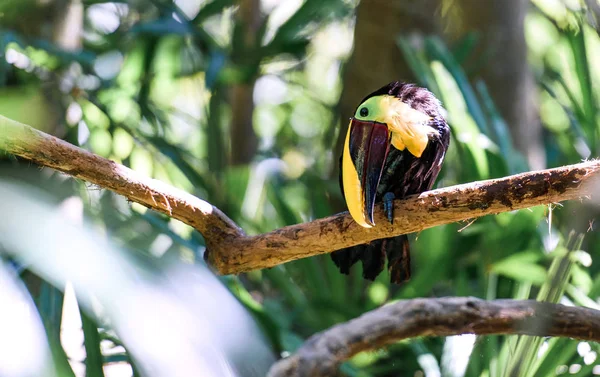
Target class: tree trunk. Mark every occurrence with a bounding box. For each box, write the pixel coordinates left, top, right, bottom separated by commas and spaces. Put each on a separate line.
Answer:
229, 0, 261, 166
449, 0, 543, 170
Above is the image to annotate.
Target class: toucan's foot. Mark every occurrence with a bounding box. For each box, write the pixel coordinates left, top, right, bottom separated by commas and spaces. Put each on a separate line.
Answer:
383, 192, 395, 224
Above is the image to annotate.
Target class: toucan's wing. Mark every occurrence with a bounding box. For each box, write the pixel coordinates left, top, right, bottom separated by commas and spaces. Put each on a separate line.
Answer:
380, 121, 450, 198
410, 120, 450, 193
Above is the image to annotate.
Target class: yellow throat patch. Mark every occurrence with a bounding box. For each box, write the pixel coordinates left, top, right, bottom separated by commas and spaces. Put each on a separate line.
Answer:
354, 95, 438, 157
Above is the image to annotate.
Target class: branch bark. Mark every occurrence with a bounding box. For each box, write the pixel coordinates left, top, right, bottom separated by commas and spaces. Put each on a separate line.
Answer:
1, 115, 599, 275
267, 297, 600, 377
0, 115, 245, 246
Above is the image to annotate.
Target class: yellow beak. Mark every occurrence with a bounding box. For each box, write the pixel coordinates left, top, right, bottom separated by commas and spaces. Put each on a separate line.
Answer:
342, 118, 391, 228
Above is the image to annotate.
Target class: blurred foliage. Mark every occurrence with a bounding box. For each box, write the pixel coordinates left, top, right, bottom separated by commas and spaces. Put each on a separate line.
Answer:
1, 0, 600, 377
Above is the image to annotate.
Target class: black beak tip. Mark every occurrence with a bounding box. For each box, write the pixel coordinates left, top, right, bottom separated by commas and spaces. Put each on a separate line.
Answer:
365, 212, 375, 227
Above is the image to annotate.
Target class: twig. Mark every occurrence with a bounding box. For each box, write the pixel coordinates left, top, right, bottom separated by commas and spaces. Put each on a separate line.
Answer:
267, 297, 600, 377
1, 115, 599, 274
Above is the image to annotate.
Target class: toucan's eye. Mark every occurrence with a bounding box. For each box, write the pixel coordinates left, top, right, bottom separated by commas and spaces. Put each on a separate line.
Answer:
359, 107, 369, 117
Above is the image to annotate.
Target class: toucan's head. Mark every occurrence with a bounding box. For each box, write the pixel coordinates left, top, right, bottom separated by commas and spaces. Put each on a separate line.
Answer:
342, 82, 444, 228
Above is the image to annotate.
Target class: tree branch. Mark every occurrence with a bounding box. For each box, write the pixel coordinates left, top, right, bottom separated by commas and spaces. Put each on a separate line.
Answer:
209, 160, 598, 274
267, 297, 600, 377
1, 115, 599, 274
0, 115, 245, 245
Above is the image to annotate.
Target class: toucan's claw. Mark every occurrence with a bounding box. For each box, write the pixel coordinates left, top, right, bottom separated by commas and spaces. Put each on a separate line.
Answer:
383, 192, 395, 224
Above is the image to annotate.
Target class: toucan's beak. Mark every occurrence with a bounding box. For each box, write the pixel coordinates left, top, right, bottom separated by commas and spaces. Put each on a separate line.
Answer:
342, 118, 390, 228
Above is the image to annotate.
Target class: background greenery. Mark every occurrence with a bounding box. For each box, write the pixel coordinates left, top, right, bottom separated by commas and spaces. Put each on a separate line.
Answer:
1, 0, 600, 376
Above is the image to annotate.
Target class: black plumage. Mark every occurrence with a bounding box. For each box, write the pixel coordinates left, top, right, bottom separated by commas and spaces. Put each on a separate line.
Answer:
331, 81, 450, 284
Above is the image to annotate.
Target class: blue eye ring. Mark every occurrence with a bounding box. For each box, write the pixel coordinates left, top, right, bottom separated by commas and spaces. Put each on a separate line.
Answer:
359, 107, 368, 117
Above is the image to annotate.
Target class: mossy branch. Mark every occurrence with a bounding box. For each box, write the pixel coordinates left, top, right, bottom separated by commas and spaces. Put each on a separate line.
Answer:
1, 114, 599, 274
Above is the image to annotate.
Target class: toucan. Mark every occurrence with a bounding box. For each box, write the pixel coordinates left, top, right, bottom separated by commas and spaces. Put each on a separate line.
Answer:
331, 81, 450, 284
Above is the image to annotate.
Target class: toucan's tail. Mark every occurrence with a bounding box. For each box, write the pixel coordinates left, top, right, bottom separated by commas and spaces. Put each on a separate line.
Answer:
331, 235, 411, 284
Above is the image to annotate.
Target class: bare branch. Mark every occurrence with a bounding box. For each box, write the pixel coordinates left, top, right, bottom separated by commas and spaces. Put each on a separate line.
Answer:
268, 297, 600, 377
2, 115, 599, 275
207, 159, 599, 274
0, 115, 245, 246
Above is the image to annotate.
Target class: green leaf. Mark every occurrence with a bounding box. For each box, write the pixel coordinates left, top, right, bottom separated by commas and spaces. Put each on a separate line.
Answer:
490, 257, 547, 285
451, 32, 479, 67
475, 81, 527, 173
81, 309, 106, 377
38, 281, 76, 377
397, 35, 441, 95
263, 0, 350, 58
266, 184, 301, 226
425, 36, 492, 136
504, 233, 583, 377
226, 278, 285, 354
411, 341, 441, 377
193, 0, 235, 24
430, 60, 490, 179
565, 26, 597, 152
130, 17, 194, 36
530, 339, 577, 377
